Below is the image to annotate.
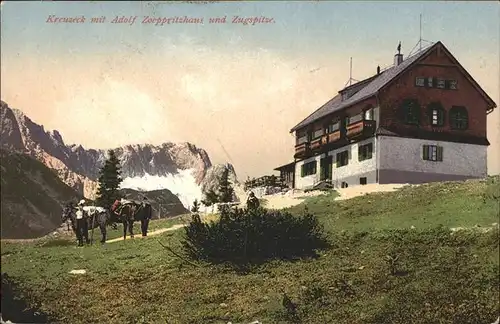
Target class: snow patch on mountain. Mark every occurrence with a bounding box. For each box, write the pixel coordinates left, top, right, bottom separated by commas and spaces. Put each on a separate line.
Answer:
120, 169, 203, 209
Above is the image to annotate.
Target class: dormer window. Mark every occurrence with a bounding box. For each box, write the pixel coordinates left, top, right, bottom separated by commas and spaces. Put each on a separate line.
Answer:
449, 106, 468, 130
427, 102, 445, 127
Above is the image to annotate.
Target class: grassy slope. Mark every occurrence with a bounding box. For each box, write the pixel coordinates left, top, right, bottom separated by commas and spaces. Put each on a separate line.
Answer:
1, 177, 499, 324
287, 178, 499, 231
0, 149, 80, 239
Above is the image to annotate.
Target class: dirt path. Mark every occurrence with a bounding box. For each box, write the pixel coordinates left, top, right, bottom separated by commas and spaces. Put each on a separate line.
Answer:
259, 184, 410, 209
105, 224, 186, 243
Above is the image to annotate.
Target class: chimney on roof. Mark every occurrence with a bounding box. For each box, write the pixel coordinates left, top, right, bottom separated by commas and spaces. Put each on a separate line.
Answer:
394, 54, 403, 66
394, 41, 403, 66
377, 65, 381, 75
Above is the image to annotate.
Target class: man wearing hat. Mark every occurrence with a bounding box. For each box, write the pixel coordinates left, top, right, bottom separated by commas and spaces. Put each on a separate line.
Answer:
140, 196, 152, 237
75, 199, 89, 246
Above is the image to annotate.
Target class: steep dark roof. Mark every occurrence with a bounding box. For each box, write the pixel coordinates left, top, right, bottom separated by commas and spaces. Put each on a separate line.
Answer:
290, 43, 437, 133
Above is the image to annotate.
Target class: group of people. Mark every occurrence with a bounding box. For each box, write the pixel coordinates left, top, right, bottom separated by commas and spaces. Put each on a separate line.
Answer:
69, 196, 153, 246
67, 193, 258, 246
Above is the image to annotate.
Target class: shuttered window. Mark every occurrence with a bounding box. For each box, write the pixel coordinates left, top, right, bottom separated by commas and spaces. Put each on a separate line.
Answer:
358, 143, 373, 161
427, 102, 445, 127
336, 150, 349, 167
450, 106, 468, 130
422, 145, 443, 162
401, 98, 421, 125
301, 161, 317, 177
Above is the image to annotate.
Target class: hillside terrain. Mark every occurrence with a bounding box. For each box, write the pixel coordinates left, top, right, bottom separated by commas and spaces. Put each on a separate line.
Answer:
0, 149, 80, 239
1, 177, 498, 323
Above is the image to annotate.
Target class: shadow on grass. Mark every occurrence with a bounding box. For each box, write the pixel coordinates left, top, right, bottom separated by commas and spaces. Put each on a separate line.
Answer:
1, 273, 51, 323
36, 238, 75, 248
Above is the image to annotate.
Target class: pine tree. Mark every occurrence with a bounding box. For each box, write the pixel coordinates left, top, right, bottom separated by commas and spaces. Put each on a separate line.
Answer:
96, 149, 123, 208
191, 199, 200, 213
201, 189, 219, 207
218, 167, 234, 203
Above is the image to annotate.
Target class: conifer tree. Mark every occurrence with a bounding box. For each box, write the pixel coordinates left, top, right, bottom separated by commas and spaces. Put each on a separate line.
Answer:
201, 189, 219, 207
218, 167, 234, 203
191, 199, 200, 213
96, 149, 123, 208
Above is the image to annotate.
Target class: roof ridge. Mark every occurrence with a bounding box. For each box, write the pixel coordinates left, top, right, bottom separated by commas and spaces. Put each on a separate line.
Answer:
340, 73, 379, 92
290, 42, 438, 133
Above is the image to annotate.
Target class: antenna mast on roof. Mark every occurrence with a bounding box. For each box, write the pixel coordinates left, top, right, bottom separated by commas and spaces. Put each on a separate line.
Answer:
408, 13, 434, 57
419, 13, 422, 52
343, 57, 359, 88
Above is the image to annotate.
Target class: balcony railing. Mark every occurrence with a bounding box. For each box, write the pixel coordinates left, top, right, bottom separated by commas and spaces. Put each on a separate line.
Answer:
294, 142, 310, 158
310, 137, 322, 151
346, 120, 376, 139
326, 130, 341, 143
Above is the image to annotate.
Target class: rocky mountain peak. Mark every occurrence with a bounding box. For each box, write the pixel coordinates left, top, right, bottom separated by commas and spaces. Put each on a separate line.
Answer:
0, 100, 237, 202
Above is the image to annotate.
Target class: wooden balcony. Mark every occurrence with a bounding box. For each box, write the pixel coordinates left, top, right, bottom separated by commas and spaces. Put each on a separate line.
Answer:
310, 137, 322, 151
294, 142, 310, 158
326, 130, 341, 143
346, 120, 376, 139
318, 130, 342, 149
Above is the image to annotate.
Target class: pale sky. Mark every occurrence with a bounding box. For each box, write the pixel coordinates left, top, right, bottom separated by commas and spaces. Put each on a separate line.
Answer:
1, 1, 499, 178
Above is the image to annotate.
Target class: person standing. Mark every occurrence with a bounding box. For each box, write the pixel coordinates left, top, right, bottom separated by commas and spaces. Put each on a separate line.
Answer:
140, 196, 152, 237
76, 200, 89, 246
246, 191, 260, 210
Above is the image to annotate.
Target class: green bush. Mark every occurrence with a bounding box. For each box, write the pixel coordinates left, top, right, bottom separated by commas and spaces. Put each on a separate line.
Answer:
181, 207, 330, 264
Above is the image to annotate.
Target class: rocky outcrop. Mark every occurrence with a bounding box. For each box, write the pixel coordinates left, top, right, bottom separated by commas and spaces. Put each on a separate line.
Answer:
200, 163, 240, 202
119, 188, 188, 217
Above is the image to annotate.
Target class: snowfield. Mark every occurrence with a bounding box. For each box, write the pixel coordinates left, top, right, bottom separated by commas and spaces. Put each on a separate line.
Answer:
119, 169, 203, 209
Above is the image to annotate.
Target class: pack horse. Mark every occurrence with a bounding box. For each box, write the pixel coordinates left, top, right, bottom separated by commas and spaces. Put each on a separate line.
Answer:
61, 198, 152, 244
61, 200, 111, 244
111, 198, 152, 240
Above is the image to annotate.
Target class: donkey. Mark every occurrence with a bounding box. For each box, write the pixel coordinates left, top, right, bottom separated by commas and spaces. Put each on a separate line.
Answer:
61, 204, 111, 244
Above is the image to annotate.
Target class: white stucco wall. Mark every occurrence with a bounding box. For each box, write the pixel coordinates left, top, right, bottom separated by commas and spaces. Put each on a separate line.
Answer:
378, 136, 487, 177
293, 108, 380, 190
294, 137, 378, 189
294, 154, 322, 189
328, 138, 378, 186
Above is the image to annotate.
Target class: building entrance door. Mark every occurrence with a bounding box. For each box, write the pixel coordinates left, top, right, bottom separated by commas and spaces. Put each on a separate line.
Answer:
320, 156, 333, 181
